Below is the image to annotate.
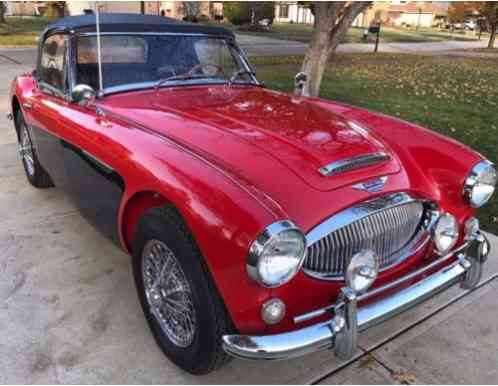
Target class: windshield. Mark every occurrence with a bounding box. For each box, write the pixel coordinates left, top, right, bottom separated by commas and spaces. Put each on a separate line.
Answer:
75, 34, 256, 91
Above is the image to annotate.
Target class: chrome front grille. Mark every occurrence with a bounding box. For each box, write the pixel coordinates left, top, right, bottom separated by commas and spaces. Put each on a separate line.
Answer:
304, 193, 426, 279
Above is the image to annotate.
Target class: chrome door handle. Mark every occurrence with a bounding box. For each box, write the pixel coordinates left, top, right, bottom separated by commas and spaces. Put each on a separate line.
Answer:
22, 102, 32, 110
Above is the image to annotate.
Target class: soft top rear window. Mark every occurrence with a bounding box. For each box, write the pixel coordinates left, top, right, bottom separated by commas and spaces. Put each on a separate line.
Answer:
75, 34, 255, 91
77, 36, 147, 64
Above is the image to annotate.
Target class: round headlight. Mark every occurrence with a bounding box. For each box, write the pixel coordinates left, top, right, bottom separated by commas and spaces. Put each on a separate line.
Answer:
463, 160, 497, 208
345, 250, 379, 293
247, 221, 306, 288
433, 213, 459, 254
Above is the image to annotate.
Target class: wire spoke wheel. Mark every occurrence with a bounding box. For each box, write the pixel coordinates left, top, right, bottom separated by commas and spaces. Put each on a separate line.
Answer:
142, 239, 196, 348
19, 123, 35, 176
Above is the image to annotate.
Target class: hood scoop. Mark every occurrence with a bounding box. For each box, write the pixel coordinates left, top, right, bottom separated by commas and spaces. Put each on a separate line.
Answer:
318, 152, 391, 177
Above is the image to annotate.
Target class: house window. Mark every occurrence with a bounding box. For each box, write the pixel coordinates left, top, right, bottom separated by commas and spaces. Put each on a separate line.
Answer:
279, 4, 289, 18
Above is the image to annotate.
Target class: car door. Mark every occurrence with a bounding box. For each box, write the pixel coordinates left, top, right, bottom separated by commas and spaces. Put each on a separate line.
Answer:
29, 32, 124, 244
55, 33, 127, 245
27, 33, 70, 187
57, 101, 125, 245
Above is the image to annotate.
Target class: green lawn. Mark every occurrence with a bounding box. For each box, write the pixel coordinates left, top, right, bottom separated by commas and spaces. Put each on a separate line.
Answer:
252, 54, 498, 234
0, 17, 50, 46
238, 22, 488, 44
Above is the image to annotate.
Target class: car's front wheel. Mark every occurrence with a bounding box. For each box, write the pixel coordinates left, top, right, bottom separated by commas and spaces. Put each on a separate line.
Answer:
132, 206, 232, 375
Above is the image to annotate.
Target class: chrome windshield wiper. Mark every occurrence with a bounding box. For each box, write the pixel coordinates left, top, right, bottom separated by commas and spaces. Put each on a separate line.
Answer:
155, 74, 210, 90
155, 64, 228, 90
229, 69, 257, 86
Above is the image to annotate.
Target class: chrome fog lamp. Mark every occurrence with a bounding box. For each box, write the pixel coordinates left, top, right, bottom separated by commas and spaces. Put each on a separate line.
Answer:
463, 160, 497, 208
247, 220, 306, 288
464, 217, 479, 238
433, 213, 459, 254
345, 250, 379, 293
261, 298, 286, 325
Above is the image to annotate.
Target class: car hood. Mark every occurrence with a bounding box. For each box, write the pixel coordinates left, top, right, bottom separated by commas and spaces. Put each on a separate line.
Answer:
102, 85, 400, 192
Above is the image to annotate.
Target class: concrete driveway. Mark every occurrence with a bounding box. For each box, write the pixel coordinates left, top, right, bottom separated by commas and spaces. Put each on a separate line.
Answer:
1, 49, 497, 384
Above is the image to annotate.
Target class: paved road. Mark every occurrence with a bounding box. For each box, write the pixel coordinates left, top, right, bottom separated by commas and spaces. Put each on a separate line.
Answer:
1, 43, 497, 384
236, 34, 491, 56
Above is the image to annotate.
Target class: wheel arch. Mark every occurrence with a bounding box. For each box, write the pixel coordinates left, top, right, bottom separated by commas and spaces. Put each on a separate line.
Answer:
119, 190, 171, 253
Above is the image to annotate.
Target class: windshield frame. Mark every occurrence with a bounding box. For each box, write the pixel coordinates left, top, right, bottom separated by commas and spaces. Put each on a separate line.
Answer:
71, 32, 260, 97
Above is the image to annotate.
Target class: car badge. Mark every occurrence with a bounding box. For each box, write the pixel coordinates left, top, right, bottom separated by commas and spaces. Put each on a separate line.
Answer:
352, 176, 388, 193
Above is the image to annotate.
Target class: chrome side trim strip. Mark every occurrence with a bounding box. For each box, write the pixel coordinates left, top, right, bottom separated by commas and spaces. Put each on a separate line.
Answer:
318, 152, 390, 177
81, 149, 114, 173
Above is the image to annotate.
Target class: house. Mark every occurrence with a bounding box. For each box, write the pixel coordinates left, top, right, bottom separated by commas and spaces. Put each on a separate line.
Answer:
5, 1, 45, 17
65, 1, 223, 20
274, 2, 314, 24
356, 1, 450, 28
274, 1, 449, 28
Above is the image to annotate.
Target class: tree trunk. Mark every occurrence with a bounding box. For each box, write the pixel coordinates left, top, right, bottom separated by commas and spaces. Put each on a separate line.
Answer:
489, 24, 497, 49
0, 2, 6, 23
300, 2, 371, 97
301, 3, 336, 97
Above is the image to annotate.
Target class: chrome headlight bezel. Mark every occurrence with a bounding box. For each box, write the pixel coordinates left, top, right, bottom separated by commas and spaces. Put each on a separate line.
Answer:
246, 220, 307, 288
463, 160, 497, 208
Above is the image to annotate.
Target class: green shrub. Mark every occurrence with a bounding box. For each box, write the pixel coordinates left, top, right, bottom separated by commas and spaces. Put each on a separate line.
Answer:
224, 2, 251, 25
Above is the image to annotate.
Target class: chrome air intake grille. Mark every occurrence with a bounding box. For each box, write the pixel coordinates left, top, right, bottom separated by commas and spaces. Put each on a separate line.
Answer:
304, 194, 426, 280
318, 152, 391, 177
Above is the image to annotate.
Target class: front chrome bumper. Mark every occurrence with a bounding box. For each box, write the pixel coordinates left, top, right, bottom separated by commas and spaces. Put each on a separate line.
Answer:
222, 232, 490, 361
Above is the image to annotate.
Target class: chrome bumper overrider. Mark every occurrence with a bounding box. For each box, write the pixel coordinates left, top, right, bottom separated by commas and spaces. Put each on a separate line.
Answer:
222, 232, 490, 361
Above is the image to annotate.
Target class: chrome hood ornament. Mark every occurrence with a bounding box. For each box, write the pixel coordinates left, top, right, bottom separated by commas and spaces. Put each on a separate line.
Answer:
318, 152, 391, 177
352, 176, 388, 193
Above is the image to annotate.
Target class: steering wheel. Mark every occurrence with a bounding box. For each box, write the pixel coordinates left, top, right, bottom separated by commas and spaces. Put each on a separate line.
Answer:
157, 65, 177, 78
187, 63, 226, 78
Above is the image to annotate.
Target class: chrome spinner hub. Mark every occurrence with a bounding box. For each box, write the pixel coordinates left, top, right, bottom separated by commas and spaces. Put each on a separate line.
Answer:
141, 239, 196, 348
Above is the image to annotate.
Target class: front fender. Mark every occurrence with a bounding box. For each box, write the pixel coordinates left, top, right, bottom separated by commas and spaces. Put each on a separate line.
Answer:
110, 118, 279, 334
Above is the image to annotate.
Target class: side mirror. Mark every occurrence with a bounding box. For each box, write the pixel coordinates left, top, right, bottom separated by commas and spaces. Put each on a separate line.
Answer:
71, 84, 96, 106
294, 72, 307, 96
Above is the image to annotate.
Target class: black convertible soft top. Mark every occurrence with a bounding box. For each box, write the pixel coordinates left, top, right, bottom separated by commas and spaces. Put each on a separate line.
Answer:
36, 14, 235, 76
40, 13, 234, 39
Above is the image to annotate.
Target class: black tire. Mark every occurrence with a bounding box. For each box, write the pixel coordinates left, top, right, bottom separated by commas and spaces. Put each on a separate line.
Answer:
132, 205, 232, 375
15, 110, 53, 189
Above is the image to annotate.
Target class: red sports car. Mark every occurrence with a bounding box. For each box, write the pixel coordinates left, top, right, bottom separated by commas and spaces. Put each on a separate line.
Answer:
9, 14, 495, 374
